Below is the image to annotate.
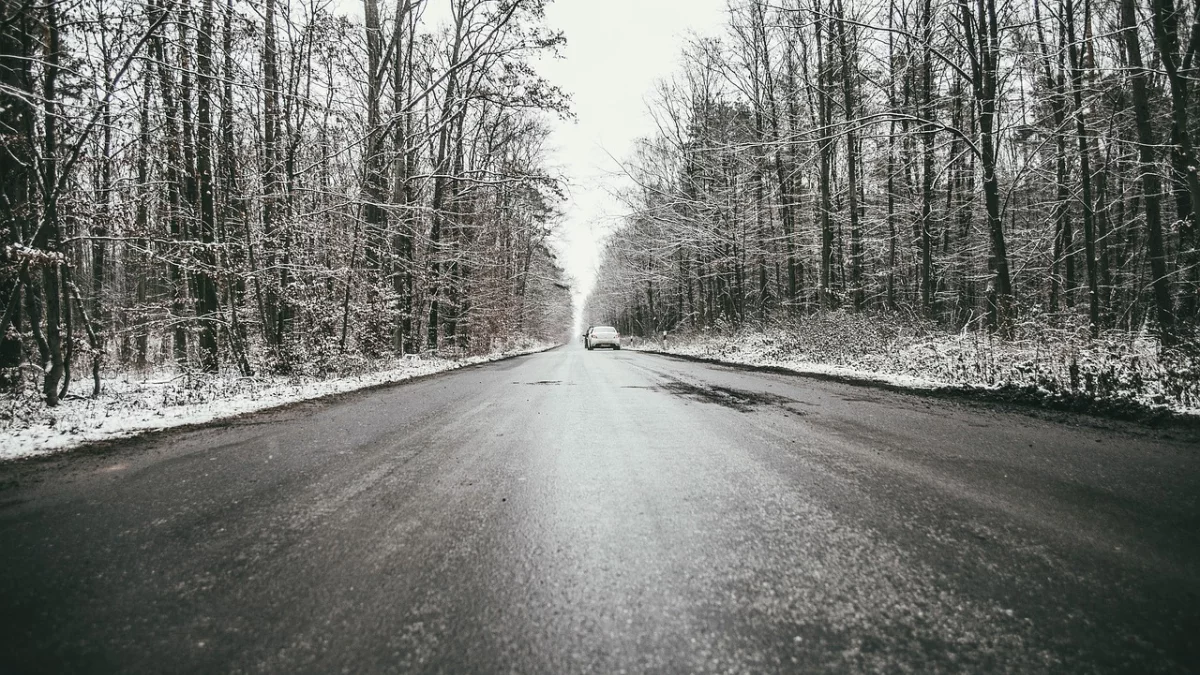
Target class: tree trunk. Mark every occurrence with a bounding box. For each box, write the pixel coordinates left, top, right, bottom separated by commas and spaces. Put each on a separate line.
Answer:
262, 0, 286, 361
1122, 0, 1175, 340
195, 0, 220, 371
961, 0, 1014, 331
392, 0, 416, 353
40, 0, 64, 405
1150, 0, 1200, 320
834, 0, 864, 310
919, 0, 936, 315
220, 0, 252, 376
1063, 0, 1101, 336
150, 0, 189, 363
814, 7, 835, 310
0, 1, 32, 387
427, 5, 467, 351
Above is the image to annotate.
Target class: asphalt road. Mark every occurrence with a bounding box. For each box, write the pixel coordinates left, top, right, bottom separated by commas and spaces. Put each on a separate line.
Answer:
1, 345, 1198, 673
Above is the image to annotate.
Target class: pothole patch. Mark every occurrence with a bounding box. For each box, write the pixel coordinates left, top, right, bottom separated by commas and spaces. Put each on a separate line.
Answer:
662, 380, 799, 413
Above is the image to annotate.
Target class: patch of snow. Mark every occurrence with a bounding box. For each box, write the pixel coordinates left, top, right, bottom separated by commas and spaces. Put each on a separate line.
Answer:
636, 316, 1200, 418
0, 343, 555, 462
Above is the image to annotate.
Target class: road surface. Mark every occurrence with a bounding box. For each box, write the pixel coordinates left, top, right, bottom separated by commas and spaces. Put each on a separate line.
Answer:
1, 345, 1198, 673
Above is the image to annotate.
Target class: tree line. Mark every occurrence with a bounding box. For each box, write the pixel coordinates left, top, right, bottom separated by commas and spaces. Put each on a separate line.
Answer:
587, 0, 1200, 347
0, 0, 574, 406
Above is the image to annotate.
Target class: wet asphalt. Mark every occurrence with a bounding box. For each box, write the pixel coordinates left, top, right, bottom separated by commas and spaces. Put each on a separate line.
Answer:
0, 345, 1197, 673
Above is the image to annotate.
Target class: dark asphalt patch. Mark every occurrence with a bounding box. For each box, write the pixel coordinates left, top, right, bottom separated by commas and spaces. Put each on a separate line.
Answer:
661, 380, 802, 414
839, 394, 882, 404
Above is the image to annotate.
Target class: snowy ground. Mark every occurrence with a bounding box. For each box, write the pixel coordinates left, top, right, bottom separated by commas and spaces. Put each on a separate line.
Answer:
629, 314, 1200, 420
641, 339, 947, 391
0, 343, 557, 461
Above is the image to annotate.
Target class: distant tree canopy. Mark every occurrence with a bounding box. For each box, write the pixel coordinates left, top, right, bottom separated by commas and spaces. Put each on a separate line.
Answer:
587, 0, 1200, 347
0, 0, 573, 406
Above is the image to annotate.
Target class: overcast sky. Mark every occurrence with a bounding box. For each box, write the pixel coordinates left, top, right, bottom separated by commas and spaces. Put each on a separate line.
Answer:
536, 0, 728, 314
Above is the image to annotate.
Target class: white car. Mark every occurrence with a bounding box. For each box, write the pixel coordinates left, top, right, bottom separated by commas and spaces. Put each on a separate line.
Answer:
585, 326, 621, 350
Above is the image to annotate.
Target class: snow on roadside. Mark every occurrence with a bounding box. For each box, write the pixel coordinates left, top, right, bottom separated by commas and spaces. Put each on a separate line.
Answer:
634, 338, 948, 390
631, 320, 1200, 419
0, 343, 555, 461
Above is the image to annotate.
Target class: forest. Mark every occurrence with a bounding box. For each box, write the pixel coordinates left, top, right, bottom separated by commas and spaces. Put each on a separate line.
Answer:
0, 0, 574, 409
587, 0, 1200, 395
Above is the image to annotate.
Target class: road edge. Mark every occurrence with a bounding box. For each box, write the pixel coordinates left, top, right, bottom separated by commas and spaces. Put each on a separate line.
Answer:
0, 344, 563, 465
632, 347, 1200, 436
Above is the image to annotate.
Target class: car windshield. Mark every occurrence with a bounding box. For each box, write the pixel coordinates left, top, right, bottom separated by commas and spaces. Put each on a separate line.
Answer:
592, 326, 617, 334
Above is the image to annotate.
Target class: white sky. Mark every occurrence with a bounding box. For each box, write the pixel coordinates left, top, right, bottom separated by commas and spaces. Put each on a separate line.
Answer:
536, 0, 729, 316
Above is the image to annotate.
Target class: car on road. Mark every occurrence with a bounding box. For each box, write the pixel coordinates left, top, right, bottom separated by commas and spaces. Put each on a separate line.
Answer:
586, 325, 621, 350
